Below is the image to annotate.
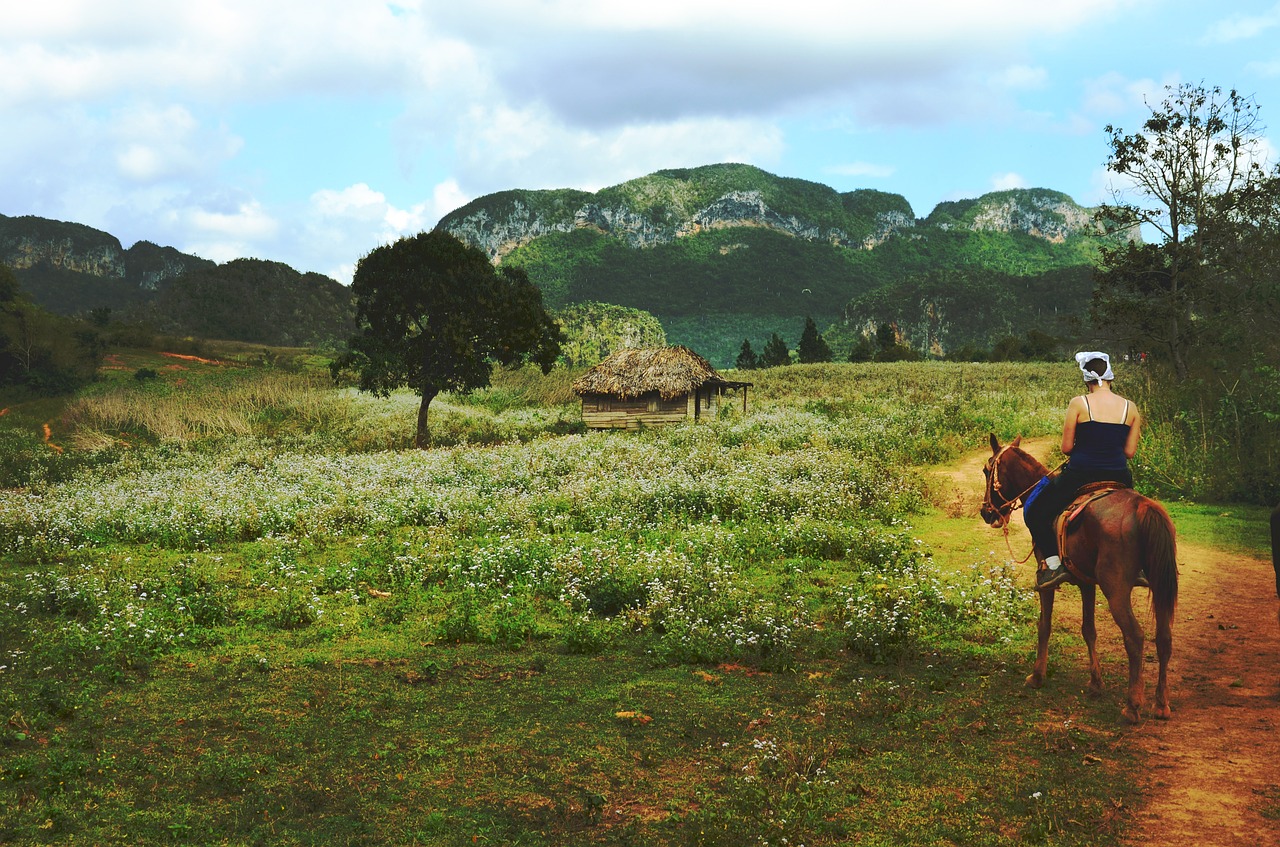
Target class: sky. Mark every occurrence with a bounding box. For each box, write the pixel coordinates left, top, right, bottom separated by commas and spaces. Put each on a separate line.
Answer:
4, 0, 1280, 284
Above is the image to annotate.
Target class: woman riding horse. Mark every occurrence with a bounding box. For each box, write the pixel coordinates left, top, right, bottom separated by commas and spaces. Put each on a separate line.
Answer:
1024, 352, 1142, 591
982, 353, 1175, 722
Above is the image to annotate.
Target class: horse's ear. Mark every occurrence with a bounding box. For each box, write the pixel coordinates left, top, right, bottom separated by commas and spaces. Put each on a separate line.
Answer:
989, 433, 1000, 455
1012, 435, 1022, 448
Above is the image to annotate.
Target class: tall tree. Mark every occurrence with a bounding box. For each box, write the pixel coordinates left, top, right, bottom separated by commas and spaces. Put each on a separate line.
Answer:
1094, 82, 1268, 381
846, 336, 874, 363
734, 338, 759, 370
1, 264, 103, 392
796, 316, 833, 363
759, 332, 791, 368
331, 232, 563, 448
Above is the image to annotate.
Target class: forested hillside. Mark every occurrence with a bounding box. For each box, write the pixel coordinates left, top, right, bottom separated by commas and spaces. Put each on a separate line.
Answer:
135, 259, 356, 348
4, 165, 1124, 367
1, 214, 354, 348
438, 164, 1121, 365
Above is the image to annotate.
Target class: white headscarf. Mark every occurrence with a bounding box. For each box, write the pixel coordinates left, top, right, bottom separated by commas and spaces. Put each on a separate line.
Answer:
1075, 351, 1114, 383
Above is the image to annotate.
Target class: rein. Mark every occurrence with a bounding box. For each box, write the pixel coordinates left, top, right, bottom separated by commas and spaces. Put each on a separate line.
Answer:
984, 446, 1065, 565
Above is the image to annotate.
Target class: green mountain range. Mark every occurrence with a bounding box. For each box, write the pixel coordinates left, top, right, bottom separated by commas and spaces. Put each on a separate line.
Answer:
1, 213, 353, 348
438, 164, 1122, 364
3, 164, 1124, 365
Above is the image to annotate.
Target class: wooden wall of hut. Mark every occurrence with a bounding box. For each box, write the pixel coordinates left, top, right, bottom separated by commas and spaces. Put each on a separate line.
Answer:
580, 391, 693, 430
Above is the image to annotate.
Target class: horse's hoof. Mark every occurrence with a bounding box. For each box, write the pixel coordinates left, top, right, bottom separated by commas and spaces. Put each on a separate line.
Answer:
1121, 706, 1140, 724
1154, 704, 1172, 720
1025, 673, 1044, 689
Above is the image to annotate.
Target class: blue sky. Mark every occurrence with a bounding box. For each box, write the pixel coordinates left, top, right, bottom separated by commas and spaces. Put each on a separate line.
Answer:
3, 0, 1279, 283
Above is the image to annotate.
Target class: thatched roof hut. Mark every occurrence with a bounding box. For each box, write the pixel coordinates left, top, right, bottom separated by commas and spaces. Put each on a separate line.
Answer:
573, 346, 751, 429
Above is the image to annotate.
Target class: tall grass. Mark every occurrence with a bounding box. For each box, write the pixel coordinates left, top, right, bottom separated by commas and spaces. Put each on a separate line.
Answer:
34, 355, 1265, 502
60, 365, 587, 454
0, 358, 1162, 846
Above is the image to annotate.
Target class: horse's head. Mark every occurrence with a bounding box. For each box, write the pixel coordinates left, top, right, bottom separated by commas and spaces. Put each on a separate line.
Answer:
980, 433, 1035, 528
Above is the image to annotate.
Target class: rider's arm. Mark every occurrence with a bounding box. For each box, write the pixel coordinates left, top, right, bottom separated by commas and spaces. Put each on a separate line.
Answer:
1124, 408, 1143, 459
1060, 396, 1083, 455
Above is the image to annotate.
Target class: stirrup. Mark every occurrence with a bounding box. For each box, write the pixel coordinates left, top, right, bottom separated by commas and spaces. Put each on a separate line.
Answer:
1136, 572, 1150, 588
1035, 567, 1070, 592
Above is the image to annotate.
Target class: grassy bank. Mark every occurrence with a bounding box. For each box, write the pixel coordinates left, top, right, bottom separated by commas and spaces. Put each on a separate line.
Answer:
0, 357, 1179, 845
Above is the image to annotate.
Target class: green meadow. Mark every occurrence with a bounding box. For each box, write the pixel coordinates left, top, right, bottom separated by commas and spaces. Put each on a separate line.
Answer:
2, 355, 1245, 845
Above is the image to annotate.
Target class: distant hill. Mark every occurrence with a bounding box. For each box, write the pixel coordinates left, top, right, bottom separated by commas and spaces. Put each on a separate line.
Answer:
437, 164, 1123, 364
134, 259, 356, 348
0, 213, 353, 347
3, 165, 1126, 365
1, 213, 216, 313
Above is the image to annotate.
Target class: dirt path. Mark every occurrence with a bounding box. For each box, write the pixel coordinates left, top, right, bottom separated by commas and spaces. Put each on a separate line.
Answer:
930, 439, 1280, 847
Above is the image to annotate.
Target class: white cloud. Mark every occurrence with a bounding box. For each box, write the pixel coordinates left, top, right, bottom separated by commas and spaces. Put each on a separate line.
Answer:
991, 65, 1049, 91
425, 180, 470, 224
1203, 4, 1280, 43
1079, 72, 1174, 121
447, 103, 785, 194
991, 172, 1028, 191
0, 1, 436, 109
311, 184, 392, 222
301, 180, 473, 282
1248, 58, 1280, 78
424, 0, 1127, 130
109, 104, 243, 184
187, 200, 279, 242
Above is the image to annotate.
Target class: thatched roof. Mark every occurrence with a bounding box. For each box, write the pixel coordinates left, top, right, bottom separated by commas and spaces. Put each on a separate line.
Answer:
572, 346, 749, 400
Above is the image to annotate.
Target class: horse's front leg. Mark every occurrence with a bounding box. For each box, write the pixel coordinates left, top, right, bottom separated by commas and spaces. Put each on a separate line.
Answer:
1079, 583, 1102, 695
1026, 586, 1056, 688
1105, 587, 1145, 723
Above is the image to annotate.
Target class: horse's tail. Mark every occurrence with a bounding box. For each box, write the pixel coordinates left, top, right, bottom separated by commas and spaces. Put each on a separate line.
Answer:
1139, 498, 1178, 616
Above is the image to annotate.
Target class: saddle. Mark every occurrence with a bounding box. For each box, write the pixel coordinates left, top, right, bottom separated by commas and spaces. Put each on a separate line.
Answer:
1051, 482, 1147, 587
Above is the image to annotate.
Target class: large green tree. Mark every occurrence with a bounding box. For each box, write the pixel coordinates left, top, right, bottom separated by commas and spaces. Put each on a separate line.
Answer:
332, 232, 563, 448
1094, 82, 1269, 381
1094, 83, 1280, 500
0, 263, 103, 393
796, 316, 833, 363
759, 333, 792, 368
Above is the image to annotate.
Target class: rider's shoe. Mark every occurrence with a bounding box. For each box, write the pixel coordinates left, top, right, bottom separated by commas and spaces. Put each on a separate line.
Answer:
1035, 567, 1070, 592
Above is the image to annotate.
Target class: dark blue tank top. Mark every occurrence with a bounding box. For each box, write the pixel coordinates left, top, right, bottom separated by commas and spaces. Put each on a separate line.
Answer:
1070, 420, 1130, 471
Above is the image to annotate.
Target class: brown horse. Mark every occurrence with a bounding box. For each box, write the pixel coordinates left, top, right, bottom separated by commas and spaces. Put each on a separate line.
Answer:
981, 435, 1179, 723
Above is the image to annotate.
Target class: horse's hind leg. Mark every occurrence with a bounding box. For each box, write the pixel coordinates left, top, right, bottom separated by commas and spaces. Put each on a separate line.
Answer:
1152, 601, 1173, 719
1026, 588, 1056, 688
1105, 588, 1145, 723
1079, 584, 1103, 695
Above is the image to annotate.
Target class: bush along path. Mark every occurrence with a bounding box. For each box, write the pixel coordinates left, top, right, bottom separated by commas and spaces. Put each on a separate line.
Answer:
934, 438, 1280, 847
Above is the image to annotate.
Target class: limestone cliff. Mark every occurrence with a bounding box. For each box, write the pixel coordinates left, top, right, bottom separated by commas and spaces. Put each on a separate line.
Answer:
0, 214, 213, 293
437, 164, 919, 262
925, 188, 1107, 243
436, 166, 1109, 266
0, 215, 128, 278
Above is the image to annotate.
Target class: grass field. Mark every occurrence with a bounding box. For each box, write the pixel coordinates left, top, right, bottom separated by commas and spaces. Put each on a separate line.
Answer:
2, 352, 1247, 845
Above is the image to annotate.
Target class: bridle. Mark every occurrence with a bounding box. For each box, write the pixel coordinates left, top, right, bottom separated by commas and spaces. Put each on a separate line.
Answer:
982, 446, 1037, 527
982, 444, 1062, 564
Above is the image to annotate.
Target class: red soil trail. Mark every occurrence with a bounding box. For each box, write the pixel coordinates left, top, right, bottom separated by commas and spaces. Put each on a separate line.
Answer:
933, 438, 1280, 847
